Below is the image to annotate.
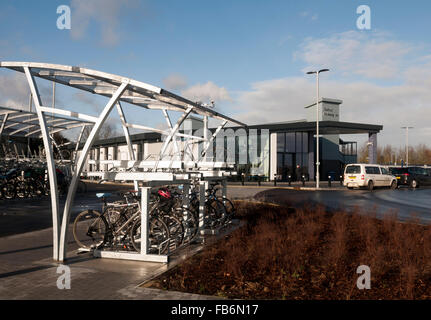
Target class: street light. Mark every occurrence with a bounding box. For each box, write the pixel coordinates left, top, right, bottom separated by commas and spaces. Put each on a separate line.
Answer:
307, 68, 330, 189
401, 126, 414, 166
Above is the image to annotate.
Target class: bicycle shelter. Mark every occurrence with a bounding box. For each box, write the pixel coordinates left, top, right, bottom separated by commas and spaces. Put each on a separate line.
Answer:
0, 61, 246, 263
0, 105, 93, 165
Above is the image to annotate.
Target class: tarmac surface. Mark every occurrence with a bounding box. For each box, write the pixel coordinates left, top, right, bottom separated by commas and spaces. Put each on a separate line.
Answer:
254, 185, 431, 224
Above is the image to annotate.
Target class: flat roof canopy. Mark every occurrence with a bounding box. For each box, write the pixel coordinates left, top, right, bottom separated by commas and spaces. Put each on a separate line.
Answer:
244, 120, 383, 135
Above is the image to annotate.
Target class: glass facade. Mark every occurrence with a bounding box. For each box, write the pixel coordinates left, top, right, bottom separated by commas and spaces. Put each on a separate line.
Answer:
230, 129, 270, 180
277, 132, 309, 181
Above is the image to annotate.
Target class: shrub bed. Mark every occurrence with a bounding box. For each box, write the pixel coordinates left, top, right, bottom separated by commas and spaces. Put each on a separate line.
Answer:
147, 201, 431, 299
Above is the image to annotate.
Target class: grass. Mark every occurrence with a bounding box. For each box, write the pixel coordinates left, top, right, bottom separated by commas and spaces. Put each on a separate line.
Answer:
148, 201, 431, 299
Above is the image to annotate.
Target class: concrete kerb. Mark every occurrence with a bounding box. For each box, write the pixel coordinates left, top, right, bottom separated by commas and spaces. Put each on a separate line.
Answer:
85, 179, 346, 191
137, 219, 245, 289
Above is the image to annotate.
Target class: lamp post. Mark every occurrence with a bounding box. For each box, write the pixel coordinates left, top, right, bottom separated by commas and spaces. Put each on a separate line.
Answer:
307, 69, 329, 189
401, 126, 413, 167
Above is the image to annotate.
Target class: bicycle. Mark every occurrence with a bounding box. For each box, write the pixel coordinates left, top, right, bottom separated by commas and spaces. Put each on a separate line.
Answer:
73, 192, 171, 254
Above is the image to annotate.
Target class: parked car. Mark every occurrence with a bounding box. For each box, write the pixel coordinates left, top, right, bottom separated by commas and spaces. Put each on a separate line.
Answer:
343, 164, 397, 191
389, 166, 431, 188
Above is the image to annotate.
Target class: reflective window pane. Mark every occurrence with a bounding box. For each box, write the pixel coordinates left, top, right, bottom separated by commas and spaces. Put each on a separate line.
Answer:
296, 133, 302, 153
302, 132, 308, 153
286, 133, 295, 153
277, 133, 285, 152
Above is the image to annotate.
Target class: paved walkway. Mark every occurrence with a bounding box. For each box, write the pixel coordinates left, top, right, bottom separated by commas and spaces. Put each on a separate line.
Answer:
0, 221, 237, 299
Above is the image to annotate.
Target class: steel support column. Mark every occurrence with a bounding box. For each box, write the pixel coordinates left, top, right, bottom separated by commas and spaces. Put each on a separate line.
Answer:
74, 125, 87, 169
158, 106, 193, 160
368, 132, 377, 164
24, 66, 60, 261
162, 109, 180, 156
116, 102, 135, 161
200, 120, 227, 161
117, 102, 138, 190
0, 114, 9, 135
140, 187, 150, 255
198, 181, 206, 238
59, 81, 129, 261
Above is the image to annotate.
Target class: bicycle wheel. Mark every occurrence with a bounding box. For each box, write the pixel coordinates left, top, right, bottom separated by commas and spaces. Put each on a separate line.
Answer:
130, 217, 170, 254
2, 182, 16, 199
15, 180, 29, 198
103, 208, 129, 248
73, 209, 107, 249
221, 198, 236, 220
206, 199, 226, 228
174, 207, 198, 244
162, 213, 184, 252
32, 179, 45, 197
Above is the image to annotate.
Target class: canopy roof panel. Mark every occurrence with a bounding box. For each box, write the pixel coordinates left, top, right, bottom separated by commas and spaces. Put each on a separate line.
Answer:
0, 61, 245, 126
0, 106, 92, 138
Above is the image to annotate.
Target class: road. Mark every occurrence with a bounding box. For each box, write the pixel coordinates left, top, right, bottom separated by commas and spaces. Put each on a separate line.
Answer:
255, 187, 431, 224
0, 182, 131, 237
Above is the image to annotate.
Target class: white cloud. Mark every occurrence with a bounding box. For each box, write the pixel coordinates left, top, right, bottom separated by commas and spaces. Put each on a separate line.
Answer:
296, 31, 413, 80
182, 81, 231, 104
300, 11, 318, 21
162, 73, 188, 91
0, 72, 58, 110
0, 73, 30, 109
73, 91, 103, 112
228, 30, 431, 148
233, 75, 431, 148
70, 0, 140, 46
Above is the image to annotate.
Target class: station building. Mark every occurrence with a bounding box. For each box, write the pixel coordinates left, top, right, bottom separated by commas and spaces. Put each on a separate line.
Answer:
76, 98, 382, 181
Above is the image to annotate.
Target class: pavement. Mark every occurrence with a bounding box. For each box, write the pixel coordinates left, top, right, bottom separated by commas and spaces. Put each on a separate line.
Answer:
0, 218, 239, 299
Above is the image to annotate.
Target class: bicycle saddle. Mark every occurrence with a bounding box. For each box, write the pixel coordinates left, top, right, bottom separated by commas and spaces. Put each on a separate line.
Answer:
96, 192, 112, 198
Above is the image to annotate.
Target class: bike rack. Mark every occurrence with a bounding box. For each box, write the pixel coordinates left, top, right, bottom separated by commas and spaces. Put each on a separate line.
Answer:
78, 168, 233, 262
0, 61, 245, 262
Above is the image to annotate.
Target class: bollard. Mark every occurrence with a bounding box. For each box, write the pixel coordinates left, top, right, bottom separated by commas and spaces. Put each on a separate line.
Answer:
241, 173, 245, 186
274, 174, 277, 186
288, 175, 292, 186
328, 175, 332, 188
257, 176, 261, 186
302, 175, 306, 187
340, 175, 343, 186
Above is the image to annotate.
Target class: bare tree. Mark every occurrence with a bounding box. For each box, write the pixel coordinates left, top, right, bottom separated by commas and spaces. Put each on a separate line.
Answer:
81, 121, 118, 141
358, 143, 431, 165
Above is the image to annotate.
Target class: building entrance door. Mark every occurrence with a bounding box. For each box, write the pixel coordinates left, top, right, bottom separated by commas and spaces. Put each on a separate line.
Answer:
277, 152, 293, 181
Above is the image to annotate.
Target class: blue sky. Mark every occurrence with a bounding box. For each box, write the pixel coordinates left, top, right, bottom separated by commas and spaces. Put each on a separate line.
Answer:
1, 0, 431, 148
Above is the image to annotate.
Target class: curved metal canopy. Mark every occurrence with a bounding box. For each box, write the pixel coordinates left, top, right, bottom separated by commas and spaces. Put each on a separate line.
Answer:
0, 61, 245, 126
0, 61, 245, 263
0, 106, 92, 138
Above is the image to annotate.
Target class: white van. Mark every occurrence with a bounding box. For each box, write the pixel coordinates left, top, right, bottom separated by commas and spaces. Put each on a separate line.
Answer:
343, 164, 397, 190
